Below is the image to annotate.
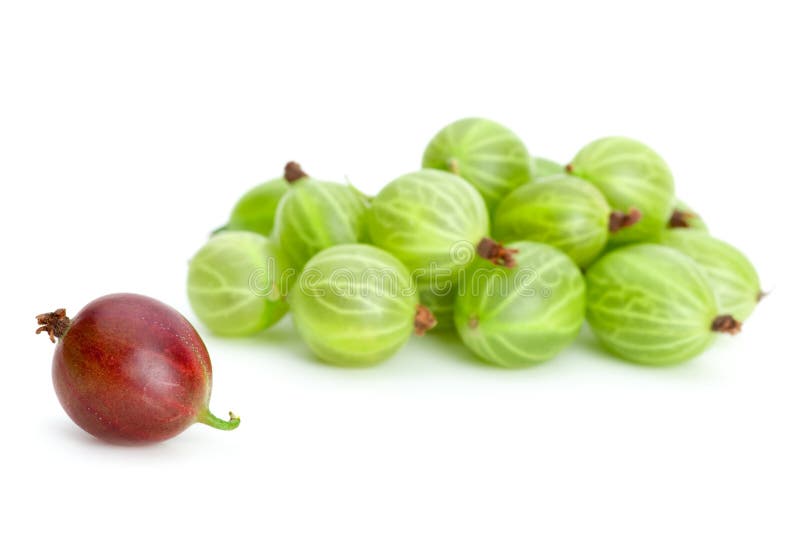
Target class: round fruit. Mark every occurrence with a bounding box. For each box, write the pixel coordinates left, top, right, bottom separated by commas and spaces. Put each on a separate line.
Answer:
567, 137, 675, 245
35, 293, 240, 444
659, 230, 761, 321
422, 117, 531, 211
368, 169, 489, 277
273, 162, 369, 273
290, 244, 436, 366
367, 169, 489, 326
216, 175, 289, 237
668, 199, 708, 231
530, 156, 564, 181
493, 174, 640, 268
585, 244, 741, 365
187, 231, 289, 336
454, 239, 586, 367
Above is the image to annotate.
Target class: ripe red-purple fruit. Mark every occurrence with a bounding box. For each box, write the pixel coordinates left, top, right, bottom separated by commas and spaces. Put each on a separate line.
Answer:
36, 293, 240, 444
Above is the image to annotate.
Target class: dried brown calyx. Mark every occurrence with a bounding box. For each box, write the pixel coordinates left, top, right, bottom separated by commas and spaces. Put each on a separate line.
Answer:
565, 163, 574, 173
608, 208, 642, 233
711, 315, 742, 335
284, 161, 308, 183
476, 238, 519, 268
36, 308, 72, 343
668, 209, 697, 228
414, 305, 437, 335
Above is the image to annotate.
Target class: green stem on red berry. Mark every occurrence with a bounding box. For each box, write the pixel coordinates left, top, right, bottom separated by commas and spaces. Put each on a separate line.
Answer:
198, 409, 241, 431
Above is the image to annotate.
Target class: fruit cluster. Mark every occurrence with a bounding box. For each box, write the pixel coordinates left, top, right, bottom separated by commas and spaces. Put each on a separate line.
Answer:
189, 118, 762, 367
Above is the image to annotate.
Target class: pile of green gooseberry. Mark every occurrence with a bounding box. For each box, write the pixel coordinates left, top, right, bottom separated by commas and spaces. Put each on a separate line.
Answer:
187, 118, 763, 368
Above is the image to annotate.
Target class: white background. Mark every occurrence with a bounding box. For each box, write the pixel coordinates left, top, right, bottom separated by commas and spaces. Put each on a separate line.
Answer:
1, 1, 798, 534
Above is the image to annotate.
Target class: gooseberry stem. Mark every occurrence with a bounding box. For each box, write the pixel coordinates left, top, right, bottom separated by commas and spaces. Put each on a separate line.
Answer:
414, 305, 437, 335
608, 208, 642, 233
284, 161, 308, 183
668, 209, 695, 229
476, 238, 519, 268
711, 315, 742, 335
198, 409, 241, 431
35, 308, 72, 343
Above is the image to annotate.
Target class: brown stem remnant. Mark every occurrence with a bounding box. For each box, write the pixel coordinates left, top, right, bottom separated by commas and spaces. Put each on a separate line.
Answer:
668, 209, 696, 229
757, 290, 769, 302
36, 309, 71, 343
476, 238, 519, 268
711, 315, 742, 335
565, 163, 574, 173
284, 161, 308, 183
414, 305, 437, 336
608, 208, 642, 233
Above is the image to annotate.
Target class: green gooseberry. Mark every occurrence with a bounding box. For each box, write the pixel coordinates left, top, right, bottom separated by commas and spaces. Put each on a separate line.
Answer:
368, 169, 489, 274
567, 137, 675, 246
454, 239, 586, 367
530, 156, 565, 182
273, 162, 370, 274
667, 199, 708, 231
659, 230, 762, 321
367, 169, 489, 329
187, 231, 289, 336
289, 244, 436, 366
422, 117, 531, 212
493, 174, 643, 268
585, 244, 741, 365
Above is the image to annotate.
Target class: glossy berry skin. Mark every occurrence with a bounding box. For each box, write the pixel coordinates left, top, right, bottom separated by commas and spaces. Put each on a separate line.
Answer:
530, 156, 564, 182
586, 244, 729, 365
367, 169, 489, 330
454, 242, 586, 367
187, 231, 289, 337
289, 245, 423, 366
49, 293, 239, 444
494, 175, 611, 268
422, 118, 531, 212
273, 178, 369, 274
223, 178, 289, 237
568, 137, 675, 246
659, 230, 761, 321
